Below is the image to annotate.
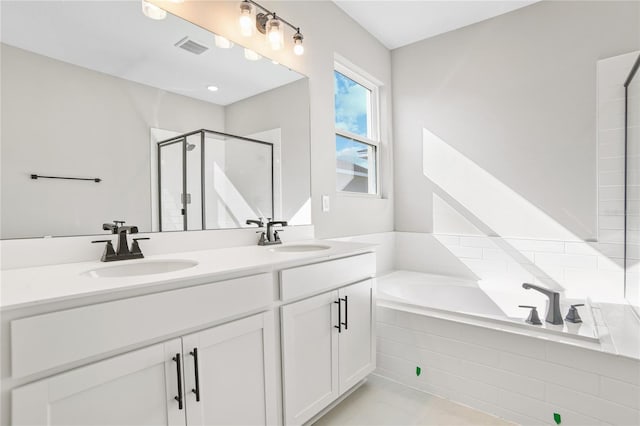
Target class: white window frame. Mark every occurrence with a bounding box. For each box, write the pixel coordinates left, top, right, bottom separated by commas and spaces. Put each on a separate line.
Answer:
334, 58, 381, 198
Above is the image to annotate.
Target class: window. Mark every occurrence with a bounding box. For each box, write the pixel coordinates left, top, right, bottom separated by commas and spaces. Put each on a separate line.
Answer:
334, 61, 380, 195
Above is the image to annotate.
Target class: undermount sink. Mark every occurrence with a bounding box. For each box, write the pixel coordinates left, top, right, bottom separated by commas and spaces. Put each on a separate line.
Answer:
270, 244, 331, 253
83, 259, 198, 278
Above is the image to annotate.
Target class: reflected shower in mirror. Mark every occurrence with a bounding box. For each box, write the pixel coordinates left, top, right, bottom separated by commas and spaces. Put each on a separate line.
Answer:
155, 130, 274, 232
0, 1, 311, 239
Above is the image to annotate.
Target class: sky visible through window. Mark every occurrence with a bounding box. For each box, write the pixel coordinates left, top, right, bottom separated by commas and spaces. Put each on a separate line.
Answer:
335, 71, 371, 169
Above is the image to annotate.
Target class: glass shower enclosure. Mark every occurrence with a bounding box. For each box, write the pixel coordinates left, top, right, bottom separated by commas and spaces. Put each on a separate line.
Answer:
625, 54, 640, 316
157, 129, 274, 231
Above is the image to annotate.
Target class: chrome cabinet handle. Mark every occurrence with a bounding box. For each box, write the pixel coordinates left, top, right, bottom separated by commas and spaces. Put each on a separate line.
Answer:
190, 348, 201, 402
173, 353, 183, 410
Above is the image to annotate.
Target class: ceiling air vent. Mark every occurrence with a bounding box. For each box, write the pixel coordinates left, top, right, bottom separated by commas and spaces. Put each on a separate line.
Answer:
175, 36, 209, 55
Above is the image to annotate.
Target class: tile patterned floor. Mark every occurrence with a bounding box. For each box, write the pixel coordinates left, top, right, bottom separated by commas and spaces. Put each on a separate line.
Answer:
313, 375, 514, 426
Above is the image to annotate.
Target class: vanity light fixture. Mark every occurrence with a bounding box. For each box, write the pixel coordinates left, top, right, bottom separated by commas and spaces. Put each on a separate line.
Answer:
293, 30, 304, 56
214, 35, 234, 49
207, 85, 219, 92
266, 15, 284, 51
238, 0, 304, 55
244, 48, 262, 61
141, 0, 166, 20
239, 1, 255, 37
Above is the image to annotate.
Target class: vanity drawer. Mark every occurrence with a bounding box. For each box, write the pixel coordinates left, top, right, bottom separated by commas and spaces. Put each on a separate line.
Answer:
280, 253, 375, 301
10, 273, 272, 378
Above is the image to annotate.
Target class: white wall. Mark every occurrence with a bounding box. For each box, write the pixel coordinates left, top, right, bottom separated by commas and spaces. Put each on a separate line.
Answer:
225, 79, 311, 224
392, 0, 640, 240
388, 1, 639, 301
154, 0, 394, 239
1, 44, 225, 239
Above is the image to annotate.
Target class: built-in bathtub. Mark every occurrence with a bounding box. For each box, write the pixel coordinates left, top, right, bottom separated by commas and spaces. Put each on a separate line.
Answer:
377, 270, 599, 344
374, 270, 640, 426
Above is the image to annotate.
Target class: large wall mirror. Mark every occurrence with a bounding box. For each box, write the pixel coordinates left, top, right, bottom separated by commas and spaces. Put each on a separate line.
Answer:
1, 1, 311, 239
625, 53, 640, 316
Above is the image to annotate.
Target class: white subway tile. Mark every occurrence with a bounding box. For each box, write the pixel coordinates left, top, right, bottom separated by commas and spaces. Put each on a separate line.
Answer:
483, 248, 535, 262
499, 352, 600, 395
504, 238, 565, 254
432, 234, 460, 247
597, 229, 625, 244
599, 156, 624, 172
598, 128, 624, 147
599, 200, 625, 216
447, 245, 483, 259
598, 215, 625, 231
600, 376, 640, 410
534, 252, 598, 269
546, 342, 640, 386
424, 367, 500, 404
597, 243, 625, 259
459, 236, 498, 249
598, 185, 625, 200
546, 384, 640, 425
456, 359, 545, 399
599, 172, 624, 187
565, 242, 600, 256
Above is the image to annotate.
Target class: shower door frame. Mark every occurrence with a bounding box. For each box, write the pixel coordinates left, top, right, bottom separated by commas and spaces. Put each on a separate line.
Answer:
157, 129, 275, 232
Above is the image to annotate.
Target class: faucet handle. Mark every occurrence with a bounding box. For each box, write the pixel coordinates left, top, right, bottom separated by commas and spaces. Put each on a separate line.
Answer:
92, 240, 116, 262
565, 304, 584, 323
131, 237, 149, 257
519, 305, 542, 325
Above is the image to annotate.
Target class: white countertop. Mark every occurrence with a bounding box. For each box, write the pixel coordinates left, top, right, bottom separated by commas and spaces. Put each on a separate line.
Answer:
0, 240, 375, 311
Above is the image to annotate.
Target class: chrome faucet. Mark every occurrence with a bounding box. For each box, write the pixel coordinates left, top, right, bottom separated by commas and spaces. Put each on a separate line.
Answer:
522, 283, 563, 325
247, 218, 287, 246
92, 221, 148, 262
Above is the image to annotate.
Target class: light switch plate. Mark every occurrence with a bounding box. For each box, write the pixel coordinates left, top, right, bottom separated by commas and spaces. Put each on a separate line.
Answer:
322, 195, 330, 212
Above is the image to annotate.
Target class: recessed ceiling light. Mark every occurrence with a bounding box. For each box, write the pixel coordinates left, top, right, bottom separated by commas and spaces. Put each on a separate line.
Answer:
244, 48, 262, 61
141, 0, 166, 20
207, 86, 219, 92
214, 35, 234, 49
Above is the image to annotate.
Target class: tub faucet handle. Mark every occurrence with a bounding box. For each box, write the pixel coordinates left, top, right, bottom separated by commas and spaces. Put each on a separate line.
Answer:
565, 304, 584, 323
519, 305, 542, 325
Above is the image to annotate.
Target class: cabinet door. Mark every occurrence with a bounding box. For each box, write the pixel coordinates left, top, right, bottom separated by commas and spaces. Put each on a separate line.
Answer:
182, 312, 277, 426
281, 290, 340, 426
12, 339, 185, 426
338, 279, 375, 393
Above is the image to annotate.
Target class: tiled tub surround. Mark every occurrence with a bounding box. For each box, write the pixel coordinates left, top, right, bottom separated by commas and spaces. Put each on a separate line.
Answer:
375, 305, 640, 426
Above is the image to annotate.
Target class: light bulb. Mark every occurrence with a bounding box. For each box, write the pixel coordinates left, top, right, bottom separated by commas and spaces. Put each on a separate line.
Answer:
293, 31, 304, 56
207, 85, 219, 92
244, 48, 262, 61
214, 35, 234, 49
239, 1, 254, 37
266, 16, 284, 51
141, 0, 166, 20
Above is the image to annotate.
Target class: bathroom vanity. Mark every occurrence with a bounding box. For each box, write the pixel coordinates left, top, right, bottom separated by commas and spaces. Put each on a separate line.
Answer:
0, 241, 377, 426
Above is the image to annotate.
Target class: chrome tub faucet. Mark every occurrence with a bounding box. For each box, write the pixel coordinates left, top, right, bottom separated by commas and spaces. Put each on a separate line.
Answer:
522, 283, 563, 325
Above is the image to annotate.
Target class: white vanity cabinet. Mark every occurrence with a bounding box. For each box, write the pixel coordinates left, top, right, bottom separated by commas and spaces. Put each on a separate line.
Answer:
280, 253, 376, 426
12, 312, 276, 426
182, 312, 277, 426
12, 338, 185, 426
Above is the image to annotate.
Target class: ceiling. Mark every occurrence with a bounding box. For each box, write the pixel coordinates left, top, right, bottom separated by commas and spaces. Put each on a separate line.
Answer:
334, 0, 540, 49
0, 1, 303, 106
